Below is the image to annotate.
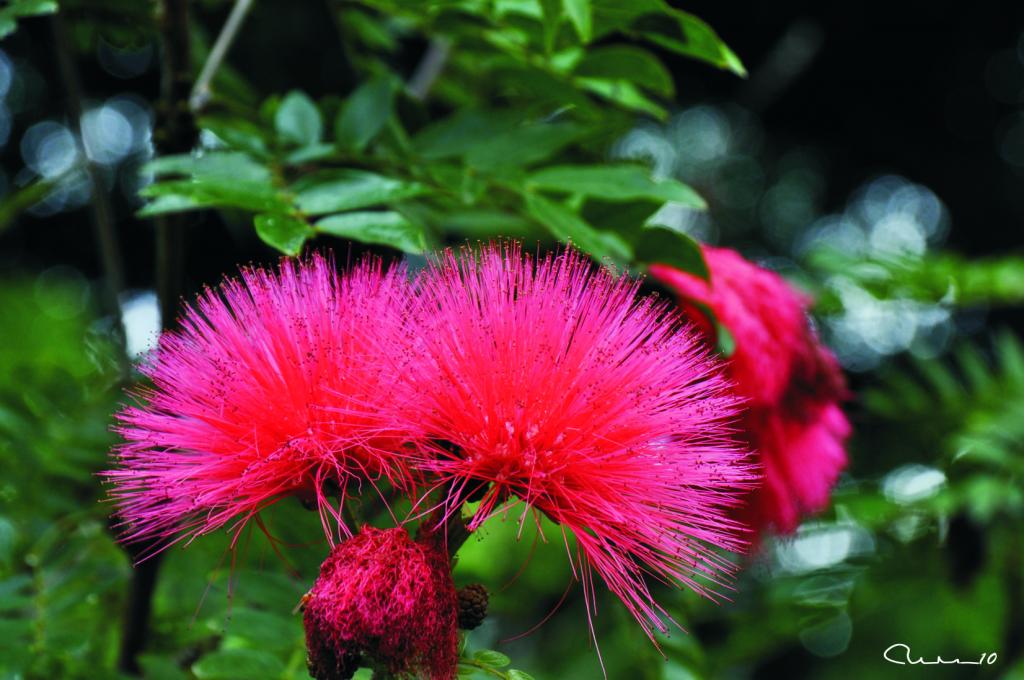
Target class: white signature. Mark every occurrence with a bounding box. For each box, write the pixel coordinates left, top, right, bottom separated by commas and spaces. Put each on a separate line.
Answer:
884, 643, 998, 666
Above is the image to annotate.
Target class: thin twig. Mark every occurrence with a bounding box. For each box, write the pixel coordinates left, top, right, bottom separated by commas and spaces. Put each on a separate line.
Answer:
154, 0, 195, 330
49, 13, 129, 375
189, 0, 256, 113
406, 37, 451, 101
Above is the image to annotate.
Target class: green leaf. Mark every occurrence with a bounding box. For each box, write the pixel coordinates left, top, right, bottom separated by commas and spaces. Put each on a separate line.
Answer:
315, 211, 427, 254
254, 213, 312, 256
635, 10, 746, 76
136, 194, 204, 217
635, 227, 708, 279
0, 517, 16, 567
574, 77, 667, 119
335, 75, 397, 151
284, 142, 337, 165
413, 109, 521, 160
574, 45, 674, 96
525, 193, 631, 263
139, 177, 287, 215
222, 608, 299, 650
538, 0, 563, 52
590, 1, 746, 76
276, 91, 323, 147
138, 654, 190, 680
508, 671, 537, 680
562, 0, 591, 42
438, 209, 540, 239
528, 164, 706, 208
0, 0, 57, 41
474, 650, 511, 668
191, 648, 286, 680
200, 115, 272, 158
145, 151, 273, 183
466, 122, 583, 170
0, 174, 61, 230
292, 170, 427, 216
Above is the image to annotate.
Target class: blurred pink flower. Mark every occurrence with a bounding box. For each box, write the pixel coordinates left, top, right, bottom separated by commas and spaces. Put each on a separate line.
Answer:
400, 244, 755, 644
106, 254, 415, 553
303, 526, 458, 680
650, 245, 851, 535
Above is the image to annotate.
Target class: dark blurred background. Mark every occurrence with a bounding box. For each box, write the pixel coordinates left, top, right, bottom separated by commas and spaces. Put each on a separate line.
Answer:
2, 1, 1023, 291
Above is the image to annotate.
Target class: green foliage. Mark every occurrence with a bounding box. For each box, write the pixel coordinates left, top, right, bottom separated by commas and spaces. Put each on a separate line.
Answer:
866, 332, 1024, 522
276, 91, 324, 148
335, 74, 398, 152
0, 276, 124, 678
254, 213, 314, 256
2, 2, 1023, 679
458, 638, 534, 680
126, 0, 739, 278
807, 248, 1024, 310
0, 0, 57, 40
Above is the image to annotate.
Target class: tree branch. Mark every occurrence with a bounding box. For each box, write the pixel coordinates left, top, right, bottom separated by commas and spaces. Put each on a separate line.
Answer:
189, 0, 255, 113
406, 37, 451, 101
153, 0, 195, 330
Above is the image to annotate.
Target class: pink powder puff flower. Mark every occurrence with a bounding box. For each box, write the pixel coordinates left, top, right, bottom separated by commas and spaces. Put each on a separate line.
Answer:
105, 254, 415, 553
649, 245, 851, 535
399, 243, 755, 646
303, 525, 459, 680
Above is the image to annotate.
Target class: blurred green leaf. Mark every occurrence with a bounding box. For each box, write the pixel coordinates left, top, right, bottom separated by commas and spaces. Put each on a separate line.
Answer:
145, 151, 273, 183
525, 193, 631, 263
467, 122, 584, 170
810, 250, 1024, 308
634, 227, 708, 279
254, 213, 313, 256
138, 654, 191, 680
0, 173, 64, 231
139, 177, 287, 215
507, 671, 536, 680
575, 45, 674, 96
0, 0, 57, 40
316, 210, 427, 254
636, 10, 746, 76
335, 74, 397, 151
538, 0, 563, 52
528, 164, 706, 208
562, 0, 591, 42
574, 77, 667, 118
413, 110, 521, 161
192, 648, 286, 680
590, 1, 746, 76
285, 143, 336, 165
222, 608, 300, 650
201, 115, 272, 158
0, 516, 15, 568
276, 91, 323, 147
292, 170, 427, 215
474, 649, 511, 668
437, 209, 540, 239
